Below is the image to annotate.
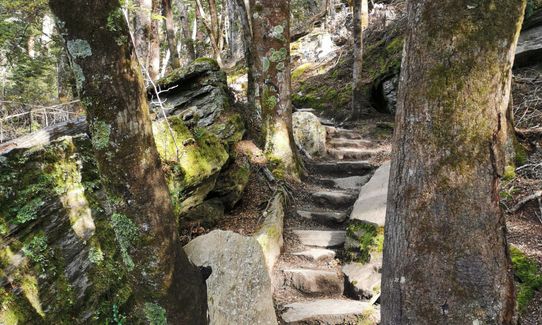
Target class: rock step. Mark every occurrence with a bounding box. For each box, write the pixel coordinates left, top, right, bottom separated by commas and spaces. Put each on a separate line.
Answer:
342, 259, 382, 300
327, 138, 374, 149
281, 299, 377, 325
318, 175, 371, 191
292, 248, 336, 262
283, 269, 343, 296
327, 148, 384, 160
297, 210, 348, 225
307, 161, 375, 176
293, 230, 346, 248
311, 191, 358, 209
325, 126, 363, 140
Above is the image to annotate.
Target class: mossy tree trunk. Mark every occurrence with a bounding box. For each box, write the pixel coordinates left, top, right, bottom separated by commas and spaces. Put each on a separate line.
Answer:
48, 0, 208, 323
351, 0, 370, 119
250, 0, 300, 179
381, 1, 526, 324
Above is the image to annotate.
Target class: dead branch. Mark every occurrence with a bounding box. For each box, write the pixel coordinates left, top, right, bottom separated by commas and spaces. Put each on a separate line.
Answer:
507, 190, 542, 213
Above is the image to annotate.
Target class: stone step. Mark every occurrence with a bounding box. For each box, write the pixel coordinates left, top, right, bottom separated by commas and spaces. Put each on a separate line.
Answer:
293, 230, 346, 248
319, 117, 336, 126
295, 108, 316, 113
342, 257, 382, 300
292, 248, 336, 262
283, 269, 343, 295
327, 148, 384, 160
311, 191, 357, 209
307, 161, 375, 177
325, 126, 363, 140
319, 175, 371, 191
327, 138, 374, 149
297, 210, 348, 225
281, 299, 377, 324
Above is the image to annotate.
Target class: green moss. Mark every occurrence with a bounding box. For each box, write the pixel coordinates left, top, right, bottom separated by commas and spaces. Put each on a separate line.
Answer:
510, 246, 542, 313
503, 165, 516, 182
514, 142, 528, 166
193, 57, 219, 66
346, 222, 383, 263
90, 120, 111, 150
144, 303, 167, 325
110, 213, 139, 270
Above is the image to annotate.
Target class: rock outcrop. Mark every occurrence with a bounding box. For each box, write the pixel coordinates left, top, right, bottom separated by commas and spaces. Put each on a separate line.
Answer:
184, 230, 278, 325
0, 59, 247, 323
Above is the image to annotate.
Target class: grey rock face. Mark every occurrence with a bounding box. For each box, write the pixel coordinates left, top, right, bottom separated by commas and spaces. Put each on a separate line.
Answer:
184, 230, 278, 325
349, 162, 390, 227
515, 25, 542, 68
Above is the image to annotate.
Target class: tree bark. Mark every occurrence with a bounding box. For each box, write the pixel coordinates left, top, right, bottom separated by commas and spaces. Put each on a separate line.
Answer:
48, 1, 208, 323
176, 0, 196, 63
351, 0, 368, 119
381, 1, 526, 324
235, 0, 257, 111
148, 0, 161, 80
162, 0, 181, 69
133, 0, 152, 69
250, 0, 299, 179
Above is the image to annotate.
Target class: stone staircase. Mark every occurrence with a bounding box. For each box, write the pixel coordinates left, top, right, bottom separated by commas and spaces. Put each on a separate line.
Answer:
273, 124, 389, 325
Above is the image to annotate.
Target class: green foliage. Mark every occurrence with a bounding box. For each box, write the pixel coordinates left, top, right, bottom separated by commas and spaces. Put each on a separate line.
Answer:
510, 246, 542, 313
22, 234, 48, 265
346, 222, 384, 263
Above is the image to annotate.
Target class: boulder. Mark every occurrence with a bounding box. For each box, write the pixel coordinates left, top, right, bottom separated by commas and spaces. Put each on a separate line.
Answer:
211, 152, 251, 210
183, 198, 225, 227
350, 162, 390, 227
292, 112, 327, 157
150, 58, 233, 128
153, 116, 229, 214
184, 230, 278, 325
515, 24, 542, 68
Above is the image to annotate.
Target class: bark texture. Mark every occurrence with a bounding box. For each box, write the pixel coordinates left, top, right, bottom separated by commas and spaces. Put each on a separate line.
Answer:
176, 0, 196, 63
48, 1, 208, 323
351, 0, 368, 118
381, 1, 526, 324
163, 0, 181, 69
133, 0, 152, 69
251, 0, 299, 178
236, 0, 257, 121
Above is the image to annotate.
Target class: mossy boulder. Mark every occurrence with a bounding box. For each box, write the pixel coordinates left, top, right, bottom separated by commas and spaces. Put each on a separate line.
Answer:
149, 57, 234, 128
0, 136, 133, 324
211, 158, 251, 210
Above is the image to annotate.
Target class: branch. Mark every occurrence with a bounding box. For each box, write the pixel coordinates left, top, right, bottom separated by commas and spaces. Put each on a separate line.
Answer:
507, 190, 542, 213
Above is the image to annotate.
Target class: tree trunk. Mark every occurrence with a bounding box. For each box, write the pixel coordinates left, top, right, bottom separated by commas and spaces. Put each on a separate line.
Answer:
251, 0, 299, 179
176, 0, 196, 63
148, 0, 161, 80
235, 0, 257, 111
381, 1, 526, 324
162, 0, 181, 69
48, 1, 208, 323
133, 0, 152, 69
351, 0, 368, 119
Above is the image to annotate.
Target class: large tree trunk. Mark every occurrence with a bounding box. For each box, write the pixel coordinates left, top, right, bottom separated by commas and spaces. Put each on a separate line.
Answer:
48, 1, 208, 323
162, 0, 181, 69
251, 0, 299, 179
381, 1, 526, 324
